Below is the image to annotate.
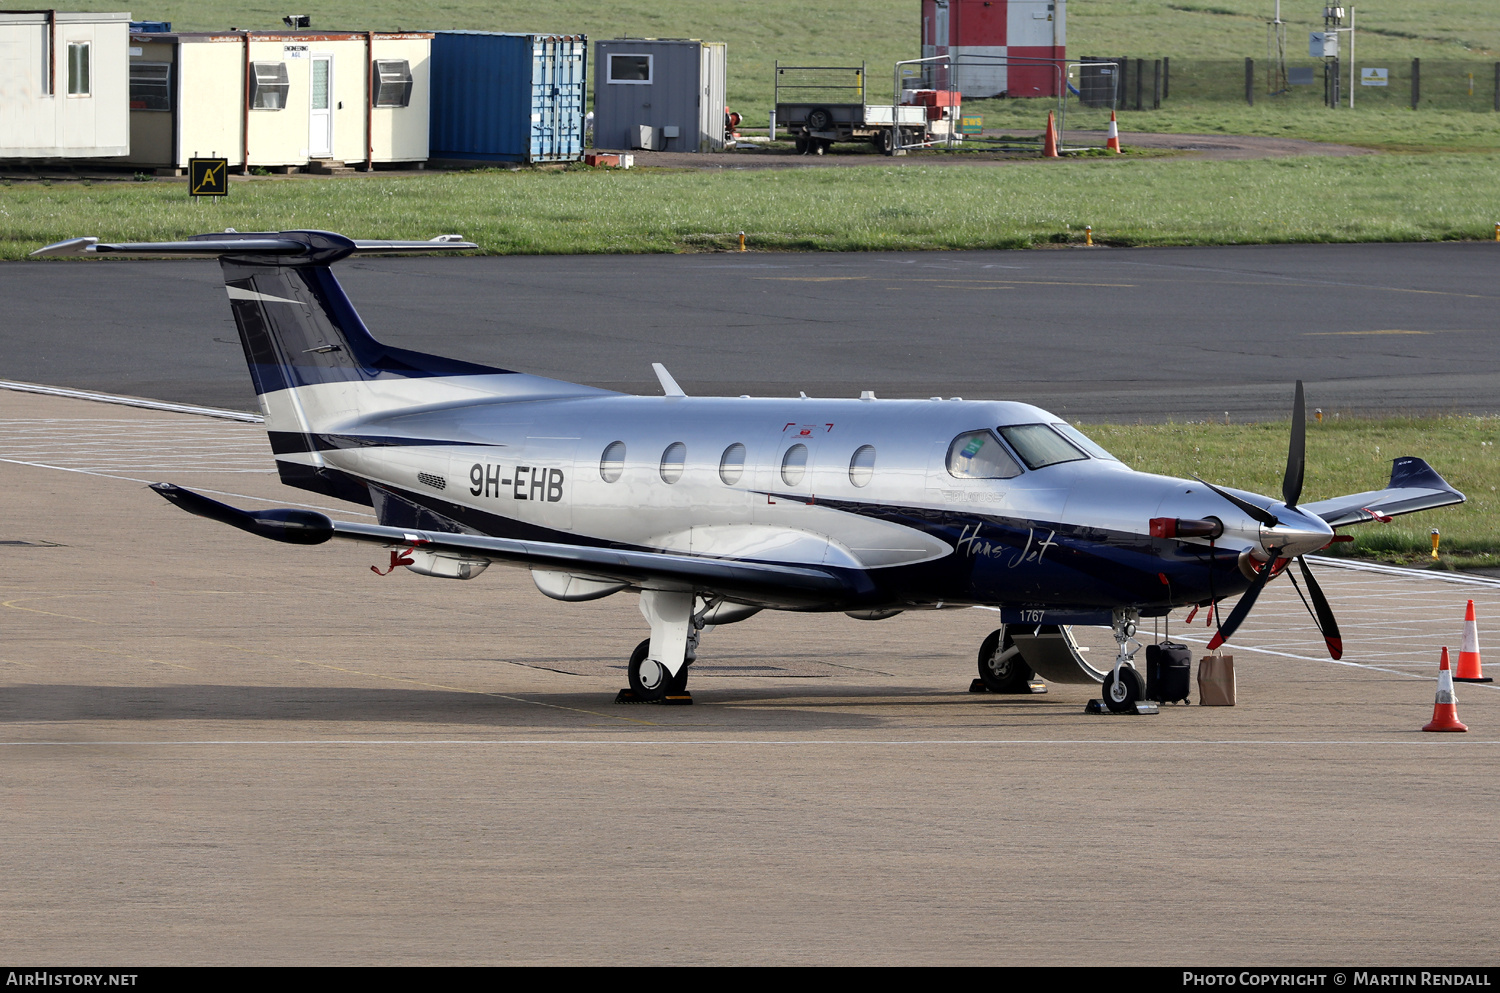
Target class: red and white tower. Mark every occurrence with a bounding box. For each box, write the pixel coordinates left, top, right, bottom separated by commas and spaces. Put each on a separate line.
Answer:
920, 0, 1067, 98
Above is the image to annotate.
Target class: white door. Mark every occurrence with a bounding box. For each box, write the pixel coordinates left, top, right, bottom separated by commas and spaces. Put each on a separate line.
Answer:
309, 55, 333, 158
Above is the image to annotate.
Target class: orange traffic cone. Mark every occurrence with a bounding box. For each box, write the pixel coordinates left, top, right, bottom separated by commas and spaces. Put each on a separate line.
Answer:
1105, 110, 1122, 153
1456, 599, 1493, 682
1043, 111, 1059, 158
1423, 647, 1469, 732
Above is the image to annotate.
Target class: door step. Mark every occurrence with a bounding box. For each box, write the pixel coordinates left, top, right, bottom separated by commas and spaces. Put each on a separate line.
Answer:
306, 159, 356, 175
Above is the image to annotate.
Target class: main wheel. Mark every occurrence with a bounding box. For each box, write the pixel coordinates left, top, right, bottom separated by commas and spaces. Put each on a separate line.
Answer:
1102, 665, 1146, 713
628, 638, 670, 702
976, 627, 1036, 693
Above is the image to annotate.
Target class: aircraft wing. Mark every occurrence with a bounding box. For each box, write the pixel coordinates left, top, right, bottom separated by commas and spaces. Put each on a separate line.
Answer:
1298, 456, 1466, 528
150, 484, 867, 608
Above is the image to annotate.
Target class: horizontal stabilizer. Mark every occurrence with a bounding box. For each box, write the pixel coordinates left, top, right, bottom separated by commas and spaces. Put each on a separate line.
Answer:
31, 230, 477, 262
150, 484, 870, 609
151, 483, 334, 544
1298, 456, 1466, 528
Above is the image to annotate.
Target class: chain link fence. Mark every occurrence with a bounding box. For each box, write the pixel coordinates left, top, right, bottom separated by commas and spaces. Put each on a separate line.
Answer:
1083, 57, 1500, 112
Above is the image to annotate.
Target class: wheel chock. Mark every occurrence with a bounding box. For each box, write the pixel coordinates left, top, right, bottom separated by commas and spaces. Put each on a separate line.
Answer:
969, 678, 1049, 694
614, 688, 694, 705
1085, 699, 1159, 715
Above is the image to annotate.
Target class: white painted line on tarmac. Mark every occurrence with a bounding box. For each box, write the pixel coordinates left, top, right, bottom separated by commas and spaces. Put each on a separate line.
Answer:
1309, 555, 1500, 589
0, 380, 263, 423
2, 738, 1498, 748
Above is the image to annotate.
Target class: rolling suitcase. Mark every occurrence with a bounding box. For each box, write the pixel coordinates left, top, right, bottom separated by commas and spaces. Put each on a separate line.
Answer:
1146, 640, 1193, 704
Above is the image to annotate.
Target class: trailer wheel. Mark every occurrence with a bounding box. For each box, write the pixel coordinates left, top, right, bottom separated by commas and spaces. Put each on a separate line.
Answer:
807, 107, 833, 131
877, 129, 896, 154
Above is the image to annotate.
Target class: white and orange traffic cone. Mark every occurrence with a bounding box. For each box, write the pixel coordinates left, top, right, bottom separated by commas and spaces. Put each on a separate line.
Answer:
1423, 647, 1469, 732
1456, 599, 1493, 682
1043, 111, 1059, 158
1105, 109, 1122, 153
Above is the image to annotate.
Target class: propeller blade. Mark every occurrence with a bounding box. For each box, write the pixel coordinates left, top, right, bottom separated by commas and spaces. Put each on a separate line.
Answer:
1206, 556, 1276, 650
1193, 476, 1281, 528
1295, 555, 1343, 659
1284, 380, 1306, 508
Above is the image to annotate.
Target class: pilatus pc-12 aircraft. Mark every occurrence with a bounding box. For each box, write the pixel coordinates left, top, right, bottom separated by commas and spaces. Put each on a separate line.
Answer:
35, 230, 1466, 710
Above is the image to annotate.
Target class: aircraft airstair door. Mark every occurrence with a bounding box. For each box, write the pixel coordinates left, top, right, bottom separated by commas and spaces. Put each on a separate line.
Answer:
1007, 625, 1109, 684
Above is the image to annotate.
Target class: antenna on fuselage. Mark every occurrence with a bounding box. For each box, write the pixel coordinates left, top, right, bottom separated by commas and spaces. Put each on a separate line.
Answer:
651, 362, 687, 397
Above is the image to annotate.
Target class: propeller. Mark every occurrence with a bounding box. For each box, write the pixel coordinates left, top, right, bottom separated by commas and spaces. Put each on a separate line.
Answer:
1195, 381, 1343, 659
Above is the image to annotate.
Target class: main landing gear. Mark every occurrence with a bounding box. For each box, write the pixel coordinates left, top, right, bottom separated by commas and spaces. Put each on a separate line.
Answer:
974, 627, 1039, 693
617, 591, 762, 704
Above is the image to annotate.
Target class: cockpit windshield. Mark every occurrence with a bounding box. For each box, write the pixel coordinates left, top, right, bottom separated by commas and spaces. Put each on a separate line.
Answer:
996, 424, 1088, 470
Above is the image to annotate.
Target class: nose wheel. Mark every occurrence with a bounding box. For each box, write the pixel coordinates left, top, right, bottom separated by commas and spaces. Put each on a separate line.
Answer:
1102, 666, 1146, 712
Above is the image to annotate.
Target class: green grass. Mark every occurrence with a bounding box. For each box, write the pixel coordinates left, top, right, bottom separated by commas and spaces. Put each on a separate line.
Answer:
1085, 415, 1500, 567
7, 153, 1500, 259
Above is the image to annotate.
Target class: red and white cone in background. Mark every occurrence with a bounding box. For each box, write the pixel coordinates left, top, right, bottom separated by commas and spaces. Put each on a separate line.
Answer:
1455, 599, 1493, 682
1106, 110, 1122, 153
1043, 111, 1059, 158
1423, 647, 1469, 733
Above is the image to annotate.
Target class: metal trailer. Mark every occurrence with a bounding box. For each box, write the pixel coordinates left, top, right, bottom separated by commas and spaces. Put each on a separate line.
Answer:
773, 63, 931, 154
593, 38, 727, 152
429, 32, 587, 164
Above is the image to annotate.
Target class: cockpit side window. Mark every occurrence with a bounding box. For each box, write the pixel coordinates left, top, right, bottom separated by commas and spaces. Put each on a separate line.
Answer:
997, 424, 1088, 470
947, 430, 1023, 479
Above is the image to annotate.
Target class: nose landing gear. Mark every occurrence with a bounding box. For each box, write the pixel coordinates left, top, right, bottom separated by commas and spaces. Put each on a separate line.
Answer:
1093, 608, 1155, 715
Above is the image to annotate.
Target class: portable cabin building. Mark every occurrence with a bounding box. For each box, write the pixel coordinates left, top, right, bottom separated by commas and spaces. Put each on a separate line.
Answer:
114, 29, 431, 172
0, 10, 131, 159
429, 32, 586, 164
920, 0, 1066, 98
593, 39, 726, 152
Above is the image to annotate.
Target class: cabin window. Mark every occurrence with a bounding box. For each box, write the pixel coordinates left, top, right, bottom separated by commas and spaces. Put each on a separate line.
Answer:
946, 430, 1022, 480
660, 442, 686, 484
372, 59, 413, 108
719, 443, 746, 485
848, 445, 876, 487
1052, 422, 1121, 462
600, 441, 625, 482
66, 43, 90, 96
608, 53, 652, 84
781, 444, 808, 486
129, 62, 171, 111
249, 61, 290, 110
997, 424, 1088, 470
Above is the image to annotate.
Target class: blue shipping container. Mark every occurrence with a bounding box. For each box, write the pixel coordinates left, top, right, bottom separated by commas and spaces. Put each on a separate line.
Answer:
430, 31, 587, 164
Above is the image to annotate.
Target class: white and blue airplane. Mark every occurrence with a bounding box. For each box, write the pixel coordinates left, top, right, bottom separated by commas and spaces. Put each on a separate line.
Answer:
34, 230, 1467, 710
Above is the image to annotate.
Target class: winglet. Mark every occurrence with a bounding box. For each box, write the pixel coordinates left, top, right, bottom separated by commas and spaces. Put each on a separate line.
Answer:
652, 363, 687, 397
